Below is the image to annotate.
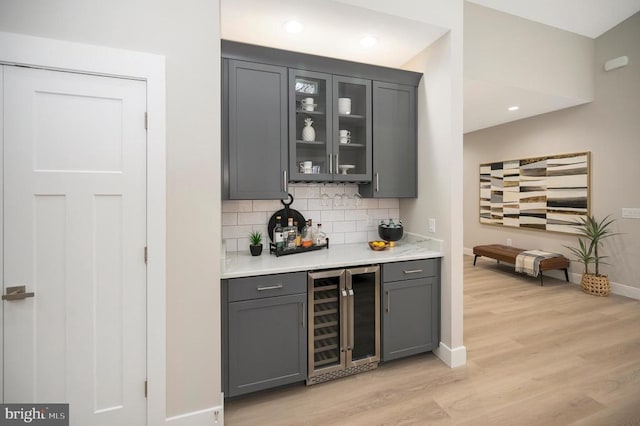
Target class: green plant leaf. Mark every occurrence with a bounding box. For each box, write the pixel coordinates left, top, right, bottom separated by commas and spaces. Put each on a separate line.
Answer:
248, 231, 263, 245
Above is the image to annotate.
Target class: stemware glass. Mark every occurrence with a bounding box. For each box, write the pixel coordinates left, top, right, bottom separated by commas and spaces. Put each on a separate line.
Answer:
353, 192, 362, 208
320, 184, 330, 207
334, 185, 343, 207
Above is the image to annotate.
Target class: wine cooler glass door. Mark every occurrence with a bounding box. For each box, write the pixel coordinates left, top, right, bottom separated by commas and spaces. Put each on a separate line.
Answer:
308, 270, 346, 378
346, 266, 380, 366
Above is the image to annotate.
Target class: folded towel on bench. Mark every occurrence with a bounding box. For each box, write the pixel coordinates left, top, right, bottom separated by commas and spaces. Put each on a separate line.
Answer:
515, 250, 562, 277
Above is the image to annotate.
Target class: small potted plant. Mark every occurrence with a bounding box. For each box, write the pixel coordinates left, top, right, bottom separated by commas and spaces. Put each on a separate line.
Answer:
565, 215, 618, 296
248, 231, 263, 256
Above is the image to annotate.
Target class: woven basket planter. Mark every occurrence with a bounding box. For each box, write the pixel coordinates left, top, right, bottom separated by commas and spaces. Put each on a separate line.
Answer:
581, 273, 610, 297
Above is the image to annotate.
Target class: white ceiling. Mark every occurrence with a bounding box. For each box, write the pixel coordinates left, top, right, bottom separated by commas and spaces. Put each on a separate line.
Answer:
467, 0, 640, 38
221, 1, 640, 133
221, 0, 447, 68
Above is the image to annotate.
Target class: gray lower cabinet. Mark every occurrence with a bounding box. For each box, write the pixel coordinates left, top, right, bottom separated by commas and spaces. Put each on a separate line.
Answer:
223, 272, 307, 397
223, 59, 288, 200
360, 81, 417, 198
381, 259, 440, 361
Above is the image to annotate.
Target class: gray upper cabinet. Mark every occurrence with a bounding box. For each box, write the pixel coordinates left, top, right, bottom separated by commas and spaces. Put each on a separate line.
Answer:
222, 41, 421, 197
224, 59, 288, 200
360, 81, 417, 198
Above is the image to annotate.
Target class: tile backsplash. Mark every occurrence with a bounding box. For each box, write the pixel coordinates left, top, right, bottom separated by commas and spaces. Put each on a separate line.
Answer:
222, 183, 400, 252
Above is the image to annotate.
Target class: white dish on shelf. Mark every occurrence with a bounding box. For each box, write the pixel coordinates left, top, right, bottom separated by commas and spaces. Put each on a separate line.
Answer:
338, 165, 355, 174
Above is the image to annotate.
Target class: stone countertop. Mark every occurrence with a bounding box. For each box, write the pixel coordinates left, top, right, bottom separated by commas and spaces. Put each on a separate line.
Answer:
221, 234, 443, 279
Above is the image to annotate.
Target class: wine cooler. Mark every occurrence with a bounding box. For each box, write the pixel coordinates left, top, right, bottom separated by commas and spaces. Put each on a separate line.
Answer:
307, 265, 380, 385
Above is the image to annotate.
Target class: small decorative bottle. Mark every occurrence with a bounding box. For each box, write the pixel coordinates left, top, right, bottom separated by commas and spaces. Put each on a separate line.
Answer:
294, 221, 302, 247
302, 219, 313, 247
284, 217, 297, 251
302, 118, 315, 142
314, 223, 327, 246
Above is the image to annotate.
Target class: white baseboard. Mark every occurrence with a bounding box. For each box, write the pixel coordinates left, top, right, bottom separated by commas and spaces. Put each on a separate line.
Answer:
166, 397, 224, 426
434, 342, 467, 368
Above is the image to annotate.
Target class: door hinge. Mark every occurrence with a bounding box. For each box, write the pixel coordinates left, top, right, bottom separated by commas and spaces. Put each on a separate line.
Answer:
144, 112, 148, 130
144, 246, 148, 264
144, 380, 148, 398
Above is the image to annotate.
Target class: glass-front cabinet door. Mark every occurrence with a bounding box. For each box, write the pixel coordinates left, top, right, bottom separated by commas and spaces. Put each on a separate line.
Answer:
332, 76, 372, 182
289, 69, 332, 181
290, 71, 372, 183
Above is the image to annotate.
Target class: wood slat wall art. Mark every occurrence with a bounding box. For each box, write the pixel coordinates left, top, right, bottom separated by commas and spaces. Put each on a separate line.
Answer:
479, 152, 590, 234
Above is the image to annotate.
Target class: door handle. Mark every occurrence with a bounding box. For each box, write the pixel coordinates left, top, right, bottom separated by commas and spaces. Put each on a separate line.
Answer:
2, 285, 35, 301
329, 154, 333, 174
375, 173, 379, 192
283, 170, 288, 192
386, 290, 390, 313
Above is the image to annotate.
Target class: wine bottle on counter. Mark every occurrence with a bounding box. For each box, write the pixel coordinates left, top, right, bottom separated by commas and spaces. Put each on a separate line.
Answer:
284, 217, 297, 251
274, 216, 284, 249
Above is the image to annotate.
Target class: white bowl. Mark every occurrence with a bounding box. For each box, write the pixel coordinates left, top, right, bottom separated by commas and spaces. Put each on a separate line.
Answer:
338, 165, 355, 174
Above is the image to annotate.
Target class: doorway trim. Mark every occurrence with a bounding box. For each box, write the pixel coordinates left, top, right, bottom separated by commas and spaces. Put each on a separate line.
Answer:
0, 31, 166, 426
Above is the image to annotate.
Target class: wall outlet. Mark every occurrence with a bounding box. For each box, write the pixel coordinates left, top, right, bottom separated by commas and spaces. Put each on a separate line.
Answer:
622, 207, 640, 219
428, 218, 436, 233
506, 238, 512, 246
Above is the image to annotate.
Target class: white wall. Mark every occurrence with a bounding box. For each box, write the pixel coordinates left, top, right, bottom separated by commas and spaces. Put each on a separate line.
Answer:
402, 28, 466, 366
464, 12, 640, 296
0, 0, 223, 418
463, 2, 595, 133
465, 2, 594, 100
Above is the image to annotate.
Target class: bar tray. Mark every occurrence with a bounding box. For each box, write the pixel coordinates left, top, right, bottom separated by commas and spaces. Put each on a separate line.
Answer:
269, 238, 329, 257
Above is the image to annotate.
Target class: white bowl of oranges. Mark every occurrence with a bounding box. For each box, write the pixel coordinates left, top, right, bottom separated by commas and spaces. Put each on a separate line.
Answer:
368, 240, 389, 251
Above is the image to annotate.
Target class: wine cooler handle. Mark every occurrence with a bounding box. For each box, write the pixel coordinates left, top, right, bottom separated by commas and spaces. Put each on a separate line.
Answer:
341, 287, 348, 352
348, 288, 355, 350
386, 290, 390, 313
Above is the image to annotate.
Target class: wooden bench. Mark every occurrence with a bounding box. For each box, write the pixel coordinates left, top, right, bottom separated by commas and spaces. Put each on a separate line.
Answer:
473, 244, 570, 286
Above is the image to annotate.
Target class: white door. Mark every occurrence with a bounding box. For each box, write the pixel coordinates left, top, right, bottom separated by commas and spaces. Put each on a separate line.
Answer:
2, 65, 147, 425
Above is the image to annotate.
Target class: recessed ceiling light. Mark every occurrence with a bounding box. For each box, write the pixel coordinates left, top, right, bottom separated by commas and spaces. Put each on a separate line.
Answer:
508, 106, 520, 111
360, 35, 377, 48
284, 20, 303, 34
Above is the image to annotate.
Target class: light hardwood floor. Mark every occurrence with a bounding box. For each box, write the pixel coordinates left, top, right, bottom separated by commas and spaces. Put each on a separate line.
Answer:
224, 256, 640, 425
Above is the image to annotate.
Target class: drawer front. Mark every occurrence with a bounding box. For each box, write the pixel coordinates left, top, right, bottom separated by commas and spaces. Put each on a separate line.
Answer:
382, 258, 439, 282
228, 272, 307, 302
